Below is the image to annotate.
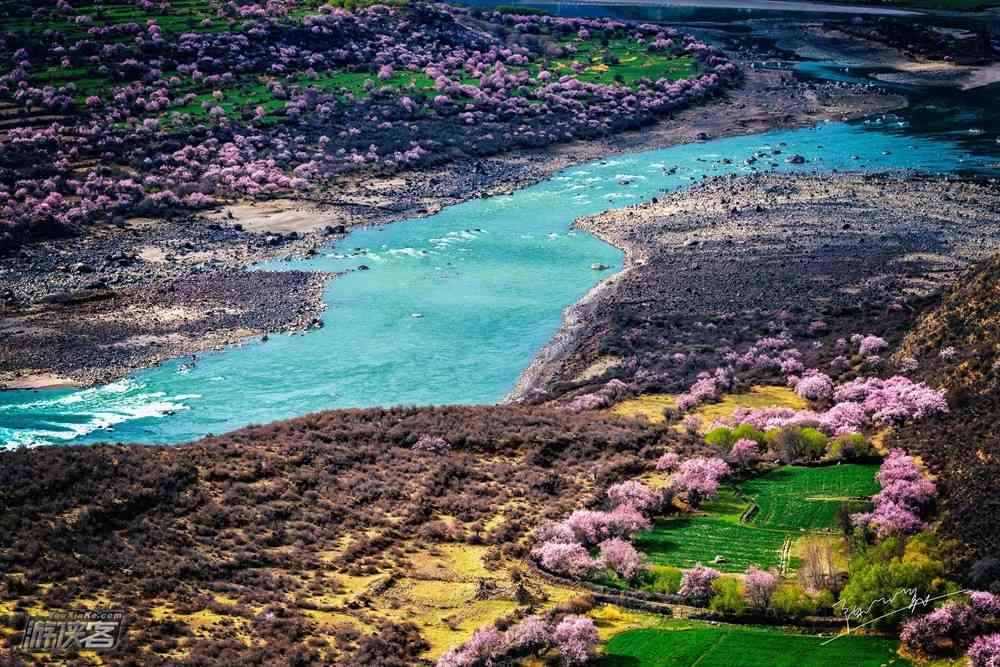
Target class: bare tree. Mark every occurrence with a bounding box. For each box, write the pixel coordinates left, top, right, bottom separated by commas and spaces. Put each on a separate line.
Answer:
798, 537, 843, 595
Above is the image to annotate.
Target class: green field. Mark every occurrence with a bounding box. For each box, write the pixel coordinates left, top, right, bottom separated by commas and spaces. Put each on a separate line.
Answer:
741, 464, 879, 532
548, 38, 698, 88
632, 465, 876, 573
633, 516, 790, 572
599, 623, 911, 667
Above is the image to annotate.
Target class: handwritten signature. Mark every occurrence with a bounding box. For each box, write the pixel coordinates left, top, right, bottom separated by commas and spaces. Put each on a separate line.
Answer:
822, 588, 972, 645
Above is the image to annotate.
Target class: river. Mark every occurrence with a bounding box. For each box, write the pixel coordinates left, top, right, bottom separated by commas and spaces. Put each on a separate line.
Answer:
1, 4, 998, 448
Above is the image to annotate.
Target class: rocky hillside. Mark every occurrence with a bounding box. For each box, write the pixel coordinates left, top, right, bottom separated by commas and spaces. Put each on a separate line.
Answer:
889, 255, 1000, 560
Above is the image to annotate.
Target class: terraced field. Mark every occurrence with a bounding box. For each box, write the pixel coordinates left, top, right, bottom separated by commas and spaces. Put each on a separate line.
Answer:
633, 516, 790, 572
742, 464, 880, 532
632, 464, 877, 573
599, 623, 911, 667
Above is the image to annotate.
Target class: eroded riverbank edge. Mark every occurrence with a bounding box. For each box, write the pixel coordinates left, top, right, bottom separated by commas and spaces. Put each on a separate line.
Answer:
0, 68, 905, 390
508, 171, 1000, 404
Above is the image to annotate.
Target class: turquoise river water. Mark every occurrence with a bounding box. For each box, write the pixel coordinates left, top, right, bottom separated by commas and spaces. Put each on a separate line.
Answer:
1, 119, 992, 447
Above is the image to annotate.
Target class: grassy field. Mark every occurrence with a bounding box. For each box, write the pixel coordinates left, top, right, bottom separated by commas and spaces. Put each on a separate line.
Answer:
633, 516, 790, 572
549, 38, 697, 88
598, 622, 912, 667
741, 464, 879, 532
632, 464, 876, 573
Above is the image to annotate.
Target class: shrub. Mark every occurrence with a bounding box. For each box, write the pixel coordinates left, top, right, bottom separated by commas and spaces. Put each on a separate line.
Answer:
769, 426, 828, 463
532, 541, 602, 580
504, 615, 551, 655
729, 438, 760, 468
412, 435, 450, 453
745, 566, 778, 610
971, 591, 1000, 617
673, 457, 730, 507
679, 563, 721, 604
838, 534, 958, 627
599, 538, 648, 582
682, 415, 702, 435
968, 634, 1000, 667
553, 616, 598, 665
900, 602, 980, 656
852, 449, 937, 539
826, 433, 873, 461
437, 625, 504, 667
832, 376, 948, 425
709, 576, 746, 615
606, 480, 662, 515
561, 505, 651, 546
795, 372, 834, 402
731, 423, 766, 446
798, 538, 841, 594
858, 335, 888, 356
655, 452, 680, 472
814, 589, 836, 613
771, 583, 819, 618
705, 427, 735, 451
643, 565, 683, 595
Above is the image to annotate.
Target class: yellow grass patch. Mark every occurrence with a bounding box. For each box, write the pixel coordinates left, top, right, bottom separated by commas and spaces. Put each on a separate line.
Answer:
408, 543, 496, 581
612, 385, 806, 430
589, 604, 664, 641
574, 355, 624, 382
692, 386, 808, 431
870, 429, 891, 455
611, 394, 677, 423
788, 534, 850, 574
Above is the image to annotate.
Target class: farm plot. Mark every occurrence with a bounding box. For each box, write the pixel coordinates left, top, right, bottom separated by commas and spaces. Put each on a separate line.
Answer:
598, 623, 912, 667
741, 464, 879, 532
632, 465, 877, 573
632, 516, 790, 573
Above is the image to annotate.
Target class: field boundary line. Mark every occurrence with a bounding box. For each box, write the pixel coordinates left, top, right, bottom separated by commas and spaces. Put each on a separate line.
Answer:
778, 538, 792, 575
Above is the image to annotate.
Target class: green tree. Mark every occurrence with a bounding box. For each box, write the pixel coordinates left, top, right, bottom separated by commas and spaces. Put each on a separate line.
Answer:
709, 576, 747, 615
837, 534, 959, 628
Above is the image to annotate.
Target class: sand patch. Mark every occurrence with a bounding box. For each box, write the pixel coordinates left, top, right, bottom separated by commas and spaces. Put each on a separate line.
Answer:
206, 198, 345, 234
0, 371, 81, 390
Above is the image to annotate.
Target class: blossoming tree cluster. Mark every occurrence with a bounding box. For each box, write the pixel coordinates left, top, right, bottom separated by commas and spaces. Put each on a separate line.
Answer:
851, 448, 937, 539
0, 3, 737, 249
531, 479, 659, 582
901, 593, 1000, 663
672, 331, 949, 442
436, 613, 598, 667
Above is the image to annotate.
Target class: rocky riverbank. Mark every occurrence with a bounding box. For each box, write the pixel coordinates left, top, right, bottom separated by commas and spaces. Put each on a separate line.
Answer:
510, 172, 1000, 404
0, 68, 903, 390
0, 215, 333, 388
